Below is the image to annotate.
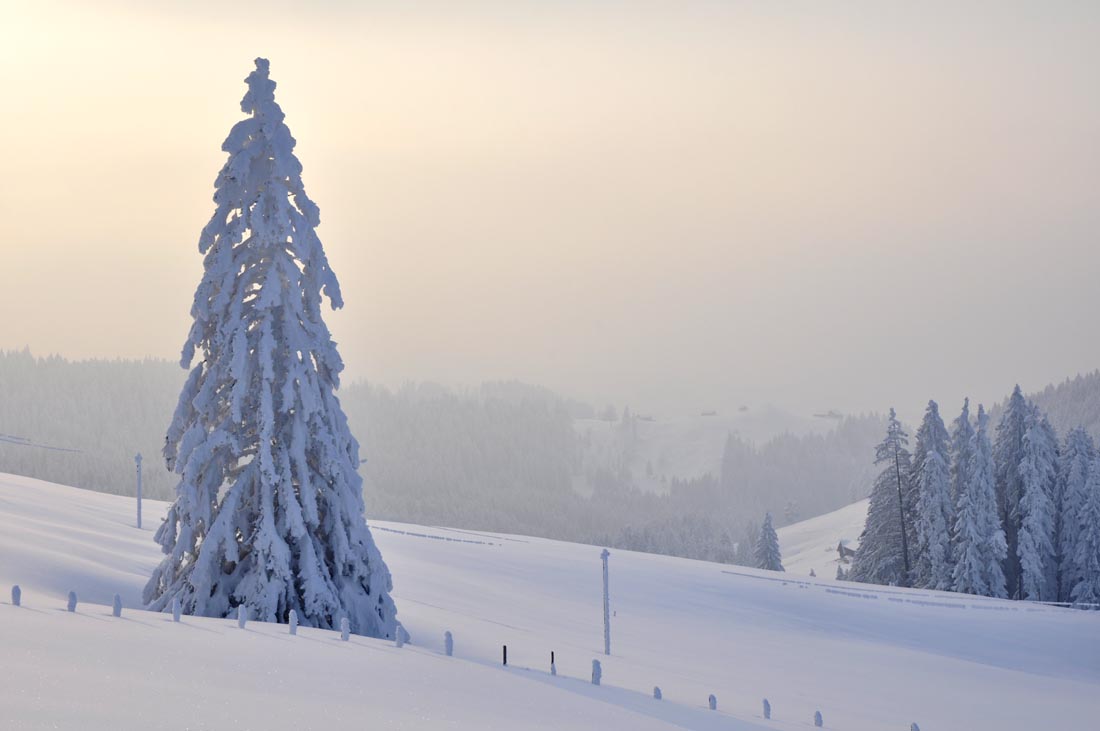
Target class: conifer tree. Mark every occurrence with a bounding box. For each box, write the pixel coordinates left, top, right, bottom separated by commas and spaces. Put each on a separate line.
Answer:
754, 513, 784, 572
913, 400, 954, 589
1070, 460, 1100, 607
949, 398, 975, 507
951, 406, 1007, 597
144, 59, 397, 638
850, 409, 912, 586
1057, 428, 1095, 600
993, 385, 1029, 597
1016, 406, 1058, 601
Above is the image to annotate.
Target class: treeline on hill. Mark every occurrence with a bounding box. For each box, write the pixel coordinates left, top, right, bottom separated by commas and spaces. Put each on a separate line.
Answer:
850, 388, 1100, 607
0, 350, 881, 562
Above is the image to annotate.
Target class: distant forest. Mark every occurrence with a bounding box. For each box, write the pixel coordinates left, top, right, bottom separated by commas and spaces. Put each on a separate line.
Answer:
25, 349, 1085, 562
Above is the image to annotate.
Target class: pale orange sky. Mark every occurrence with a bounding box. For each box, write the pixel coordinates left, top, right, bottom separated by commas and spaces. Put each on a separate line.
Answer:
2, 1, 1099, 417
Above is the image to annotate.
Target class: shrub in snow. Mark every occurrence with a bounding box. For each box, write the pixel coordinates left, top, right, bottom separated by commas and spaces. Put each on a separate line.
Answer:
172, 597, 182, 623
67, 591, 77, 613
444, 630, 453, 656
763, 698, 771, 719
11, 585, 20, 607
289, 609, 298, 635
340, 617, 350, 641
591, 659, 602, 686
911, 724, 920, 731
142, 58, 397, 641
814, 710, 823, 727
809, 568, 816, 577
237, 605, 247, 629
708, 694, 717, 711
113, 594, 123, 618
653, 687, 661, 700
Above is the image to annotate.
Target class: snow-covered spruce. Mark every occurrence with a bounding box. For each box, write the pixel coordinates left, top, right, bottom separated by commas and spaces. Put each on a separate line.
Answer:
814, 709, 823, 727
851, 409, 912, 586
993, 385, 1030, 598
1056, 428, 1094, 601
653, 686, 661, 700
763, 698, 771, 719
143, 59, 396, 640
1070, 459, 1100, 607
1017, 406, 1058, 601
754, 512, 784, 572
949, 398, 976, 508
912, 400, 954, 590
951, 406, 1007, 598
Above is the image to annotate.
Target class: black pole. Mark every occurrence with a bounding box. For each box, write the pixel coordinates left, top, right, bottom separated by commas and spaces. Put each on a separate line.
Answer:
503, 645, 508, 666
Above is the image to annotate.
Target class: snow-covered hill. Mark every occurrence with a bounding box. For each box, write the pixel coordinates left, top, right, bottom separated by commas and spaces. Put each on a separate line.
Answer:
1, 474, 1097, 730
778, 499, 868, 578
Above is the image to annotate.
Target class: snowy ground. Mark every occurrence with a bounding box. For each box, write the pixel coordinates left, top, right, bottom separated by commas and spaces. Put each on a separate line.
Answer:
1, 474, 1097, 730
777, 499, 867, 578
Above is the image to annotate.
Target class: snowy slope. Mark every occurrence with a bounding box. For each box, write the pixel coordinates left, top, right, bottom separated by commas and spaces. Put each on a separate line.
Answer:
2, 474, 1098, 731
777, 499, 868, 578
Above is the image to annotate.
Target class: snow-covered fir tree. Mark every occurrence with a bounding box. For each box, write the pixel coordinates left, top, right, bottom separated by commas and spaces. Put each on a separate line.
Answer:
993, 385, 1030, 597
951, 405, 1007, 598
1016, 406, 1058, 601
850, 409, 912, 586
1057, 428, 1095, 600
1070, 459, 1100, 607
144, 59, 397, 638
754, 513, 784, 572
912, 400, 954, 589
949, 398, 975, 507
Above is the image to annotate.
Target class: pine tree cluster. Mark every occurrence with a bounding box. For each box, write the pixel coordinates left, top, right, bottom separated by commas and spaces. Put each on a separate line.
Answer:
852, 387, 1100, 605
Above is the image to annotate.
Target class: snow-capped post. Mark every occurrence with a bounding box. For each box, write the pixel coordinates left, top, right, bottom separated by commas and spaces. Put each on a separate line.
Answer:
134, 453, 142, 529
171, 597, 181, 623
814, 710, 823, 727
142, 58, 397, 641
653, 686, 662, 700
11, 585, 20, 607
67, 591, 77, 612
601, 548, 611, 655
340, 617, 350, 641
591, 659, 602, 685
112, 594, 123, 618
763, 699, 771, 719
395, 625, 406, 648
550, 650, 556, 676
444, 630, 453, 656
237, 605, 247, 629
503, 645, 508, 666
288, 609, 298, 635
708, 694, 717, 711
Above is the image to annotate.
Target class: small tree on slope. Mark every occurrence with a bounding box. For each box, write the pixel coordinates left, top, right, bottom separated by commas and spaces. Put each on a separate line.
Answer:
1016, 407, 1058, 601
951, 405, 1007, 598
143, 59, 397, 639
913, 400, 954, 590
1056, 428, 1094, 601
754, 513, 784, 572
1070, 460, 1100, 607
850, 409, 912, 586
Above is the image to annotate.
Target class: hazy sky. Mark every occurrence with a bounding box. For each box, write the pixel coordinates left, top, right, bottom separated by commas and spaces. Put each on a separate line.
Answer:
2, 1, 1098, 420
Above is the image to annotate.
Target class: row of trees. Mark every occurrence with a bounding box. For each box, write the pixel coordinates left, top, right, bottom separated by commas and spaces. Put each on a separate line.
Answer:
851, 388, 1100, 606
